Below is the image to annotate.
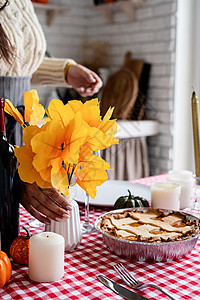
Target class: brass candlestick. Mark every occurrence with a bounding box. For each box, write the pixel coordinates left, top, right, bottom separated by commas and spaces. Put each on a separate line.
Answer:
191, 91, 200, 177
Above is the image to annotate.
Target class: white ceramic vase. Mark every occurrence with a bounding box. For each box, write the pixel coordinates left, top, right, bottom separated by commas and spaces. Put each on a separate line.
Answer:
45, 187, 82, 252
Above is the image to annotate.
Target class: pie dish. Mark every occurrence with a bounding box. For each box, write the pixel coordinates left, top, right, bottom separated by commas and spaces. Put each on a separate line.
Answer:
95, 208, 200, 262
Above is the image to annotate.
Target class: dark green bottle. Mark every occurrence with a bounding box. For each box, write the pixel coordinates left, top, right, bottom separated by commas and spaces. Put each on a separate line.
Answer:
0, 97, 19, 255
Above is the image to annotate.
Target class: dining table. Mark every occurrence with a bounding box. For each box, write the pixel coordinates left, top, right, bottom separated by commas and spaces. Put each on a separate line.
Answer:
1, 174, 200, 300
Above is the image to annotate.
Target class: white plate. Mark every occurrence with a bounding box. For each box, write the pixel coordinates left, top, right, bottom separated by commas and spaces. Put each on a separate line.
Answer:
74, 180, 151, 207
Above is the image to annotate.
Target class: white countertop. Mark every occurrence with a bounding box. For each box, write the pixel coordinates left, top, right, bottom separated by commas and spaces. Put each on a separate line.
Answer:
116, 120, 160, 138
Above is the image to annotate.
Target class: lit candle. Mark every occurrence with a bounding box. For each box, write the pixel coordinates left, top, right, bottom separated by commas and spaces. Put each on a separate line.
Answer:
191, 91, 200, 177
151, 182, 181, 210
28, 232, 65, 283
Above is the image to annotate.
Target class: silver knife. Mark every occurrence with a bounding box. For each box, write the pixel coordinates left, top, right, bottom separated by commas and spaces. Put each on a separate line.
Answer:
97, 274, 149, 300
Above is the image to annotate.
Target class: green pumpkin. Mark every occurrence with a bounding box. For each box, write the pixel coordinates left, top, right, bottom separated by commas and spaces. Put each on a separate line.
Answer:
114, 189, 149, 210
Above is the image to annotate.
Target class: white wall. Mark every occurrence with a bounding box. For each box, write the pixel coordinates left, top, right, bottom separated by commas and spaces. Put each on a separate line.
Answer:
173, 0, 196, 173
33, 0, 87, 106
85, 0, 177, 176
33, 0, 178, 176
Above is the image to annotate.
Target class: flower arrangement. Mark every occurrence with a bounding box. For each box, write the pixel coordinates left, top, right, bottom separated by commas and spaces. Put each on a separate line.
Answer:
5, 90, 118, 198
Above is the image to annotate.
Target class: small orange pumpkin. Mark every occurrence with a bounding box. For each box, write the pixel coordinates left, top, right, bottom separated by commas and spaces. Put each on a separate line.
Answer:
9, 226, 31, 265
0, 251, 12, 288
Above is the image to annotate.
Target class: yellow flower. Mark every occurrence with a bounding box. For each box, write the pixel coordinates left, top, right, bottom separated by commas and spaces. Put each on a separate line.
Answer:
50, 157, 70, 197
9, 89, 119, 198
76, 166, 108, 199
4, 99, 24, 126
31, 112, 88, 172
4, 89, 45, 128
67, 98, 101, 127
78, 147, 111, 170
24, 90, 45, 125
99, 107, 118, 145
14, 126, 52, 188
45, 98, 74, 127
67, 99, 119, 151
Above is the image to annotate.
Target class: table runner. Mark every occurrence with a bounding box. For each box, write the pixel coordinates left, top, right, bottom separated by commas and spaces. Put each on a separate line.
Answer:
1, 174, 200, 300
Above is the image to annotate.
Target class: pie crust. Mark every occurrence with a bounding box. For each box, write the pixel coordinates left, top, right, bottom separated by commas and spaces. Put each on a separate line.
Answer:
100, 208, 200, 243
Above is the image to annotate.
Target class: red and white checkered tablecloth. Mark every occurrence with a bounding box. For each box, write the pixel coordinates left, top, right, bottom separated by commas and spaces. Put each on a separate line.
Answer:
1, 174, 200, 300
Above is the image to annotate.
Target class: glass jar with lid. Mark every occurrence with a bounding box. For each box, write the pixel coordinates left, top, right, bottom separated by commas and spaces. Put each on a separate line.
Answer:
167, 170, 194, 209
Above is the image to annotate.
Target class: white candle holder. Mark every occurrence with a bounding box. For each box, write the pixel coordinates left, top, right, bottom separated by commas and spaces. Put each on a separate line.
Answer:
167, 170, 194, 209
151, 182, 181, 210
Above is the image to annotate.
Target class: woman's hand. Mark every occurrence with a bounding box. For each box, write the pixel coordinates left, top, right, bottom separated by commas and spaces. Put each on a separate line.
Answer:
20, 181, 72, 225
66, 64, 103, 97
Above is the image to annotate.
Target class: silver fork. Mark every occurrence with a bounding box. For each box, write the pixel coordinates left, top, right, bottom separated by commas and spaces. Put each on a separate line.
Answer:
114, 263, 179, 300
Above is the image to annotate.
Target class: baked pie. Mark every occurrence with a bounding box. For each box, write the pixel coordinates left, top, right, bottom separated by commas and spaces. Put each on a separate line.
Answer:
100, 208, 200, 243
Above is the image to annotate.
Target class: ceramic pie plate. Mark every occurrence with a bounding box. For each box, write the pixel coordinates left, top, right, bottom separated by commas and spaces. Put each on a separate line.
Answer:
94, 208, 200, 262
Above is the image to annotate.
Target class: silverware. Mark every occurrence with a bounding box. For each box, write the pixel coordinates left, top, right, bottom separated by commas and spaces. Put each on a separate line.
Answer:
97, 274, 149, 300
114, 263, 179, 300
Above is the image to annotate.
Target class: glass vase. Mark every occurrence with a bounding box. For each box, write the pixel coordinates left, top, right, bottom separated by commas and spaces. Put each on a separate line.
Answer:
190, 176, 200, 218
81, 192, 95, 233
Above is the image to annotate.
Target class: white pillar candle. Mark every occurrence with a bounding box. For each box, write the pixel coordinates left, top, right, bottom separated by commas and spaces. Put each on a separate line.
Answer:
167, 170, 194, 209
29, 232, 65, 283
151, 182, 181, 210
